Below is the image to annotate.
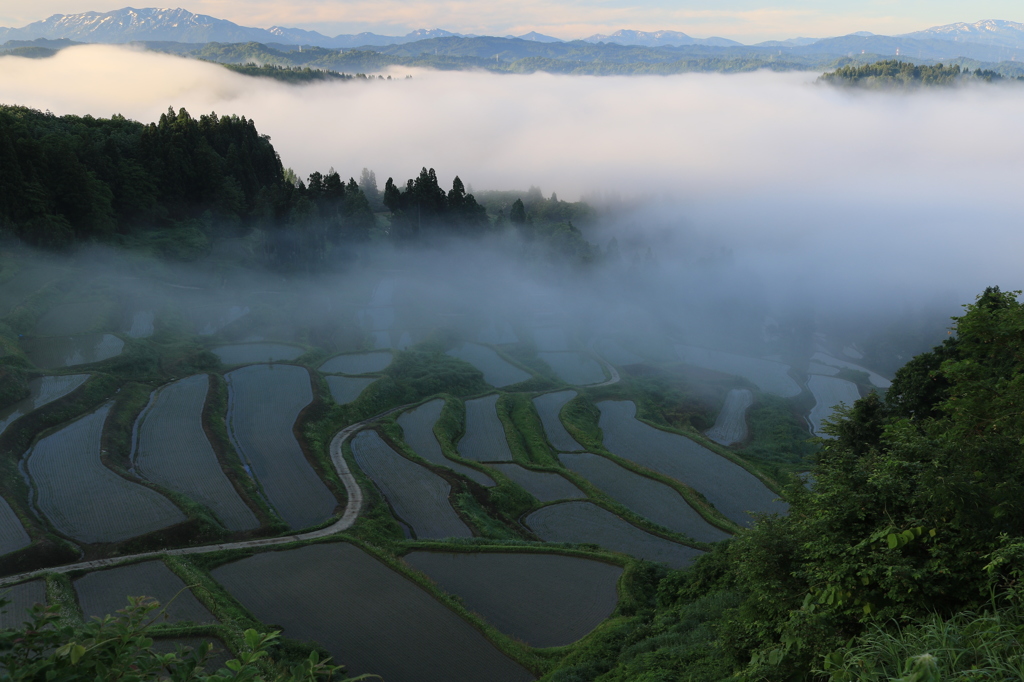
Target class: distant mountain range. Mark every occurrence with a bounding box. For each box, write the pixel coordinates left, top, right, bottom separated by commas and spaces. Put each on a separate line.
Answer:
4, 7, 1024, 55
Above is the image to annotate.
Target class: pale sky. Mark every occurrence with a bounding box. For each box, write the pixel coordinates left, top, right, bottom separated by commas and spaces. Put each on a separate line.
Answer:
0, 1, 1021, 43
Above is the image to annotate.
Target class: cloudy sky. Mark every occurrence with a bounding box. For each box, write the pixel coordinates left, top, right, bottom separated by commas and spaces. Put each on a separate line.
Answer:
1, 0, 1021, 42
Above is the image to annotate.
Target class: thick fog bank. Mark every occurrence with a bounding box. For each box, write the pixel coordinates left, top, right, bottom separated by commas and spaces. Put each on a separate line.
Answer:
1, 44, 1021, 351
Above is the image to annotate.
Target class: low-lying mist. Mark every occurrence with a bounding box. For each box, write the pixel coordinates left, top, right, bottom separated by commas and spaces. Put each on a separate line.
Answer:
2, 43, 1021, 373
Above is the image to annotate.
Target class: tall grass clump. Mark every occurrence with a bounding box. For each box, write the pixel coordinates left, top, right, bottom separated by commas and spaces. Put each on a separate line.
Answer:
825, 596, 1024, 681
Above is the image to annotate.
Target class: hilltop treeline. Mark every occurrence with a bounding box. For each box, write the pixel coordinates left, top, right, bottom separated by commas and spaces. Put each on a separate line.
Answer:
0, 105, 603, 269
820, 59, 1018, 87
549, 286, 1024, 681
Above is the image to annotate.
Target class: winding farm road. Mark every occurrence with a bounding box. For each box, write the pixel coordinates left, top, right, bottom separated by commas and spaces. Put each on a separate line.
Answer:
0, 408, 397, 587
0, 353, 621, 588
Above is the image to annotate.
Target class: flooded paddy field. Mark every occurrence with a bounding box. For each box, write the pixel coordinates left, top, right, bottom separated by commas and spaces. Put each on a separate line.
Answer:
212, 543, 534, 682
351, 430, 472, 539
74, 560, 216, 624
597, 400, 787, 527
319, 351, 392, 374
324, 375, 376, 405
0, 495, 30, 556
486, 464, 585, 502
397, 400, 495, 486
525, 501, 704, 569
404, 551, 622, 647
0, 580, 46, 629
705, 388, 753, 446
675, 345, 801, 398
134, 375, 258, 531
458, 395, 514, 462
807, 375, 862, 436
0, 374, 88, 437
559, 453, 731, 543
447, 344, 531, 388
26, 404, 187, 543
211, 343, 305, 365
226, 364, 336, 530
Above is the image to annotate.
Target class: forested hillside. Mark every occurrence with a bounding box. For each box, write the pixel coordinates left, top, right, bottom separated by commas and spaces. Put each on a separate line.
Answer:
0, 106, 595, 268
547, 287, 1024, 681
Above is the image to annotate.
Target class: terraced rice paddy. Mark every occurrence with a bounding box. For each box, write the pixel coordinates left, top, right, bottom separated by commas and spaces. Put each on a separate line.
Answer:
74, 561, 215, 624
807, 375, 862, 436
538, 352, 606, 386
351, 431, 471, 539
211, 543, 534, 682
477, 320, 518, 345
0, 495, 30, 557
597, 401, 787, 527
533, 391, 584, 452
533, 327, 570, 351
23, 334, 124, 369
26, 404, 187, 543
404, 552, 621, 647
319, 351, 392, 375
446, 344, 531, 388
594, 339, 643, 366
212, 343, 305, 365
811, 352, 892, 389
126, 311, 155, 338
705, 389, 753, 446
0, 374, 89, 437
134, 375, 258, 531
396, 400, 495, 486
559, 453, 731, 543
0, 580, 46, 629
675, 345, 801, 397
226, 364, 336, 530
458, 395, 513, 462
325, 376, 376, 405
487, 464, 585, 502
524, 501, 703, 569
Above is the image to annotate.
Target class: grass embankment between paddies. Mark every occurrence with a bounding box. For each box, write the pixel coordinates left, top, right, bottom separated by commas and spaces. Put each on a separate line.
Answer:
133, 375, 259, 532
532, 390, 585, 452
557, 390, 744, 536
395, 398, 495, 486
318, 350, 392, 374
225, 364, 338, 530
0, 374, 89, 438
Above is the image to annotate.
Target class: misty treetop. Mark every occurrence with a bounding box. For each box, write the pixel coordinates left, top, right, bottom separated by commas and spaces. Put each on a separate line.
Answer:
819, 59, 1020, 88
383, 167, 487, 237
